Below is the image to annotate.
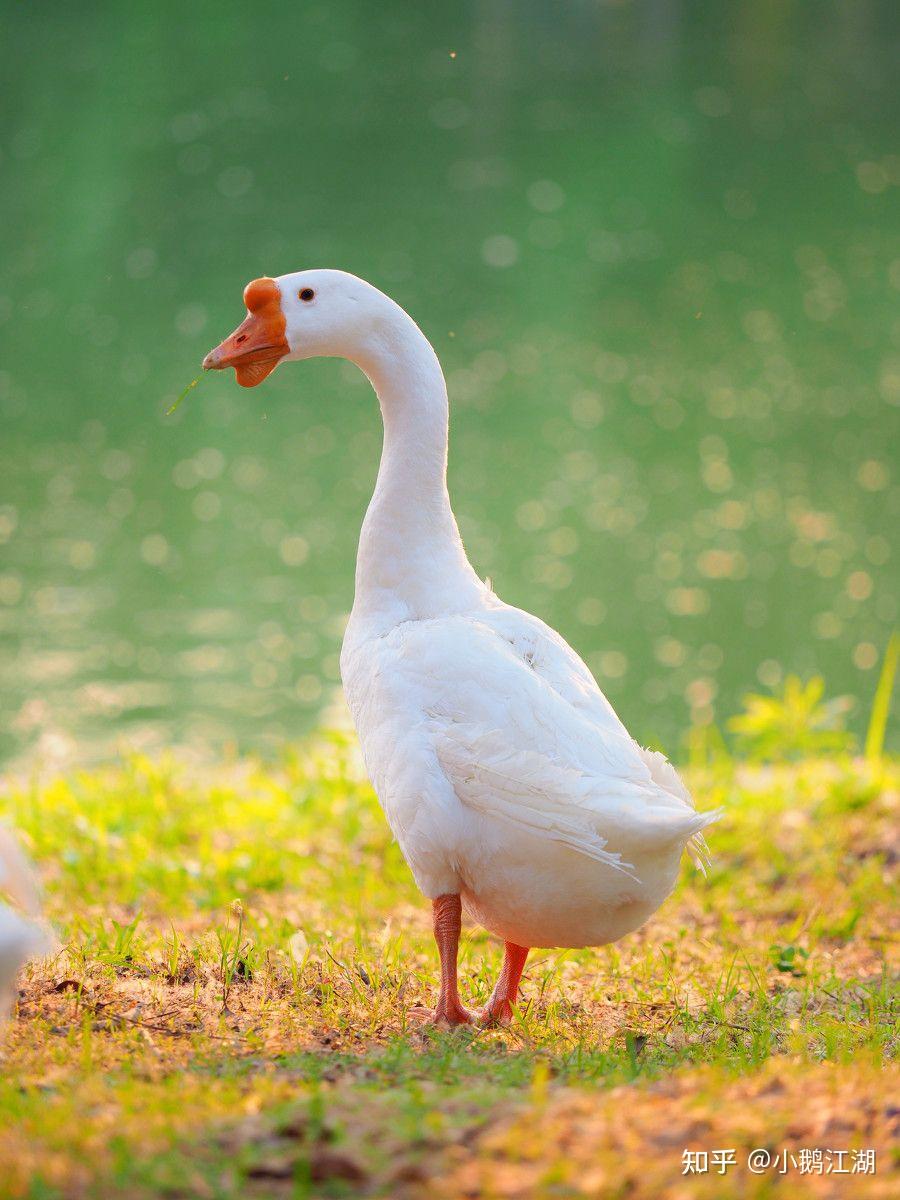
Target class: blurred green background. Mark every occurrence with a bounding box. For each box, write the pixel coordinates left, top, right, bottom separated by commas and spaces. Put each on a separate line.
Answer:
1, 0, 897, 769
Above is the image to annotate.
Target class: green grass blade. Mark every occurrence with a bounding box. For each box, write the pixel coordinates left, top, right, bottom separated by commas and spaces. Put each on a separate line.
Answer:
864, 630, 899, 761
166, 375, 202, 415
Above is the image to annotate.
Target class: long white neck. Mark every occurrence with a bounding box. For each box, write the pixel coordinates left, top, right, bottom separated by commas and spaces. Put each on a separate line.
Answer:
349, 309, 485, 628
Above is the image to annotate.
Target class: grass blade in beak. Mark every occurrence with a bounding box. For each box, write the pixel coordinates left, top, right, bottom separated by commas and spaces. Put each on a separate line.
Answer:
166, 376, 202, 416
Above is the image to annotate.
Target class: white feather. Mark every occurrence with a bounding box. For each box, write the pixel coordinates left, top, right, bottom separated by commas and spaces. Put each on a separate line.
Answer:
0, 829, 50, 1015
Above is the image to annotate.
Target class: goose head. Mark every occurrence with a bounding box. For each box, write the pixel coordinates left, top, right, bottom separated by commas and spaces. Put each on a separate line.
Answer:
202, 269, 396, 387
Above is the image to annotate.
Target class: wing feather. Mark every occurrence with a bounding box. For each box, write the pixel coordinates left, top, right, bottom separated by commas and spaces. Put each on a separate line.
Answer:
433, 720, 720, 877
357, 609, 721, 878
432, 723, 639, 878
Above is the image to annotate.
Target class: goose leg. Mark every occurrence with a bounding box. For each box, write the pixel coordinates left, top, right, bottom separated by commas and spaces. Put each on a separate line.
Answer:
479, 942, 529, 1026
430, 894, 475, 1025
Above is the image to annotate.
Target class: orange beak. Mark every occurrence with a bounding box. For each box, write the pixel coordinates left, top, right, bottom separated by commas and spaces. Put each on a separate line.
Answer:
202, 277, 289, 388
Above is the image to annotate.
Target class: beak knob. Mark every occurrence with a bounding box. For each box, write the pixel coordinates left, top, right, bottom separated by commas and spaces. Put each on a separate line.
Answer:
244, 277, 279, 313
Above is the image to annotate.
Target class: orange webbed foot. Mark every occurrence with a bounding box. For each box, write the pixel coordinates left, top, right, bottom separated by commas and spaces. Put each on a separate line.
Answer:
476, 999, 515, 1027
430, 996, 477, 1027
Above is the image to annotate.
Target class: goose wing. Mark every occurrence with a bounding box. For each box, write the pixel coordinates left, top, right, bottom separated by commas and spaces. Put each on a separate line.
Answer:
386, 613, 716, 871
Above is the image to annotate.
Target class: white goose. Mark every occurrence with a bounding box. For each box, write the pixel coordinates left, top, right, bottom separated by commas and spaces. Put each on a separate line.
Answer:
0, 830, 48, 1020
204, 271, 720, 1025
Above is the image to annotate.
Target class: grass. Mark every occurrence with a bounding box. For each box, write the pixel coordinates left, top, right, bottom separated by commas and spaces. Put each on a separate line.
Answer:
165, 375, 203, 416
1, 736, 897, 1198
866, 632, 900, 762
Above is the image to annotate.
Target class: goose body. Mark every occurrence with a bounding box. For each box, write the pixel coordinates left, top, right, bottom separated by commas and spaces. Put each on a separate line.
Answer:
0, 829, 48, 1017
342, 603, 713, 949
205, 269, 719, 1021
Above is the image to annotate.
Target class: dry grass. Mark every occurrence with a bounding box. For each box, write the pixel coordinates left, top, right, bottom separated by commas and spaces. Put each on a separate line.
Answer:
1, 737, 897, 1197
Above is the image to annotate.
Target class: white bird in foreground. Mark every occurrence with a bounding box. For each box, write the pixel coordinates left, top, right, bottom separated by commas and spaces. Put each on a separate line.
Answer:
0, 829, 49, 1020
203, 271, 720, 1025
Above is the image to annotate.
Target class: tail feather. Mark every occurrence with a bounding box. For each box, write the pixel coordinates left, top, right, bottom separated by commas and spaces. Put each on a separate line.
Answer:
637, 747, 723, 871
686, 816, 721, 875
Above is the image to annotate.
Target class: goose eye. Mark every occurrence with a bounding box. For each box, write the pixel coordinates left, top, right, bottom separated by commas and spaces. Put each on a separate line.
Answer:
299, 287, 315, 302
